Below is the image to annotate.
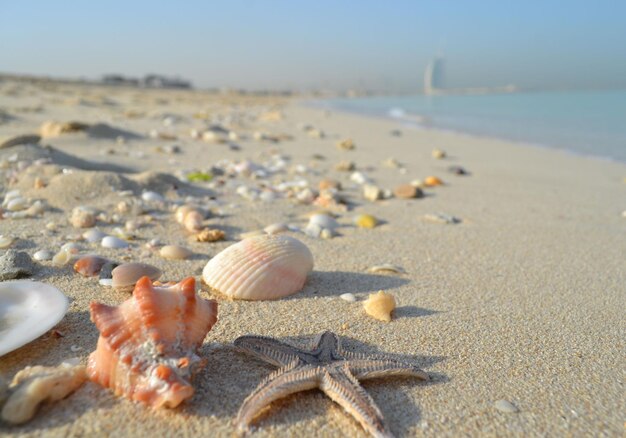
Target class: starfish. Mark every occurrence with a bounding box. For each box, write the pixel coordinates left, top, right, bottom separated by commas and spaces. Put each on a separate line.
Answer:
233, 331, 429, 438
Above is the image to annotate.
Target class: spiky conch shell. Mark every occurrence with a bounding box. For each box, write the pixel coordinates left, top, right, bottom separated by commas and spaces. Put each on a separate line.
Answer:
87, 276, 217, 408
202, 235, 314, 300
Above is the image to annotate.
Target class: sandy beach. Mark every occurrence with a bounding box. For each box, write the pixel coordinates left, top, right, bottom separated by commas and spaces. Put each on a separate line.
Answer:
0, 79, 624, 437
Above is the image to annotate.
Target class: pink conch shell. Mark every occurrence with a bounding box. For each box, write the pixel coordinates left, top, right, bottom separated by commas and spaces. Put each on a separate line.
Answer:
202, 234, 314, 300
87, 277, 218, 408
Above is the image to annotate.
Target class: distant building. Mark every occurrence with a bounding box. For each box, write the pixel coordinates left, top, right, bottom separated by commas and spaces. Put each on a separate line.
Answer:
102, 74, 139, 87
142, 74, 192, 89
424, 57, 445, 95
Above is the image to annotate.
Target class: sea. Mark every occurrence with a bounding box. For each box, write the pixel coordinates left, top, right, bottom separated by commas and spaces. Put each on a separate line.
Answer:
317, 90, 626, 162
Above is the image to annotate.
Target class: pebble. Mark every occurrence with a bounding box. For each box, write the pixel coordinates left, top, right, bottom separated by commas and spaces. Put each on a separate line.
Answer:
159, 245, 193, 260
448, 165, 469, 175
83, 229, 108, 243
0, 235, 15, 249
335, 160, 355, 172
70, 206, 96, 228
141, 191, 165, 203
195, 228, 226, 242
393, 184, 423, 199
494, 399, 519, 413
340, 293, 357, 302
336, 138, 355, 150
0, 250, 35, 281
354, 214, 378, 229
350, 171, 371, 185
101, 236, 129, 249
33, 250, 54, 261
308, 214, 339, 231
424, 176, 443, 187
318, 179, 341, 191
263, 223, 289, 235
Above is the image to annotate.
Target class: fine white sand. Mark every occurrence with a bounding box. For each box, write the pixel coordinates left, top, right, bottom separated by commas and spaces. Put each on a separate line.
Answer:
0, 80, 624, 436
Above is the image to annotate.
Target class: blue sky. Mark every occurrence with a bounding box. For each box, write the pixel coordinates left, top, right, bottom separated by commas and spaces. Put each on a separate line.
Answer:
1, 1, 625, 92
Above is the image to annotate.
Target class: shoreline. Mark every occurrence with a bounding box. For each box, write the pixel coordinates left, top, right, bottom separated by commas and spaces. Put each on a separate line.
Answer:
306, 93, 626, 164
1, 81, 625, 436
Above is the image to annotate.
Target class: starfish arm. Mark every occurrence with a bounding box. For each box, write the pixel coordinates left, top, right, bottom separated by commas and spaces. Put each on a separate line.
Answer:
236, 362, 321, 430
234, 335, 307, 367
348, 359, 429, 381
321, 365, 393, 438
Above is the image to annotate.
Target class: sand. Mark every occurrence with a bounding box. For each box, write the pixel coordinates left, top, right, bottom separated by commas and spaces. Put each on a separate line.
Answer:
0, 79, 624, 437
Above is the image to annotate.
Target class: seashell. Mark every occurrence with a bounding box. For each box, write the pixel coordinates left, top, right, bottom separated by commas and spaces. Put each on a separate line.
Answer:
7, 197, 29, 211
393, 184, 423, 199
318, 179, 341, 191
363, 184, 382, 201
52, 249, 73, 267
350, 171, 371, 185
421, 213, 461, 224
0, 280, 68, 356
74, 255, 109, 277
335, 160, 355, 172
367, 264, 406, 275
111, 262, 161, 291
336, 138, 355, 150
87, 277, 218, 408
424, 176, 443, 187
354, 214, 378, 229
340, 293, 357, 302
448, 165, 468, 175
33, 249, 53, 261
101, 236, 129, 249
363, 290, 396, 322
1, 361, 86, 425
202, 235, 313, 300
432, 149, 446, 159
141, 191, 165, 203
160, 245, 193, 260
183, 211, 204, 233
263, 223, 289, 235
195, 228, 226, 242
308, 214, 339, 231
83, 229, 108, 243
70, 206, 96, 228
0, 235, 15, 249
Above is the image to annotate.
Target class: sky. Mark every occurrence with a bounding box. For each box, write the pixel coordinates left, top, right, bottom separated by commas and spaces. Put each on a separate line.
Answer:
1, 1, 626, 92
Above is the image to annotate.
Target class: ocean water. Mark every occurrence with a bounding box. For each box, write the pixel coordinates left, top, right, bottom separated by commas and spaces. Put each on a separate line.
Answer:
319, 90, 626, 162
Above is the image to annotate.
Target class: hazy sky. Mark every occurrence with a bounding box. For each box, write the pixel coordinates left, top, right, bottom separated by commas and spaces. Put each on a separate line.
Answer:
1, 1, 625, 92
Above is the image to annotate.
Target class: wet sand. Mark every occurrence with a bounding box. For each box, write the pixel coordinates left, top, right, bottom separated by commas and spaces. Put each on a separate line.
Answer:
0, 80, 624, 436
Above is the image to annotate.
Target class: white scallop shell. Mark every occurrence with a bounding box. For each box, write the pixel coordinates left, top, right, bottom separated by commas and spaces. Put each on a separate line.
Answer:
202, 235, 314, 300
0, 281, 69, 356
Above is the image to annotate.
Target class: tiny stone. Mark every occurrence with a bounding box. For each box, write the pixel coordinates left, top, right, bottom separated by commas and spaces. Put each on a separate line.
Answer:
33, 249, 54, 261
448, 165, 469, 175
101, 236, 129, 249
0, 250, 35, 280
494, 399, 519, 413
393, 184, 423, 199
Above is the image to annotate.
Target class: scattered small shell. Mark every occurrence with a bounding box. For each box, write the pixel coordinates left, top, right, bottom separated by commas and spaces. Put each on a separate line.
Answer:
318, 179, 341, 191
448, 165, 468, 175
160, 245, 193, 260
196, 228, 226, 242
33, 250, 54, 261
1, 362, 86, 425
70, 206, 96, 228
340, 293, 357, 303
432, 149, 446, 159
183, 211, 204, 232
202, 234, 314, 300
368, 264, 406, 275
354, 214, 378, 229
422, 213, 461, 224
141, 191, 165, 203
363, 291, 396, 322
351, 171, 371, 185
101, 236, 129, 249
308, 214, 339, 231
335, 160, 355, 172
494, 399, 519, 413
393, 184, 423, 199
6, 197, 29, 211
83, 229, 108, 243
0, 235, 15, 249
263, 223, 289, 235
336, 138, 355, 150
111, 262, 161, 291
74, 255, 109, 277
424, 176, 443, 187
52, 249, 73, 267
363, 184, 382, 202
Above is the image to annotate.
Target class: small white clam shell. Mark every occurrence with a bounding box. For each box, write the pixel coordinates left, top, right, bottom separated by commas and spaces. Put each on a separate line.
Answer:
308, 214, 339, 231
111, 263, 162, 290
33, 249, 53, 261
141, 191, 165, 203
101, 236, 129, 249
159, 245, 193, 260
202, 235, 314, 300
83, 229, 108, 243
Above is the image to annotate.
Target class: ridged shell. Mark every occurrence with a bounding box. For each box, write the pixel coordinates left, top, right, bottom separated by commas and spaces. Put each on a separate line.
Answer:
202, 235, 313, 300
87, 277, 218, 408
